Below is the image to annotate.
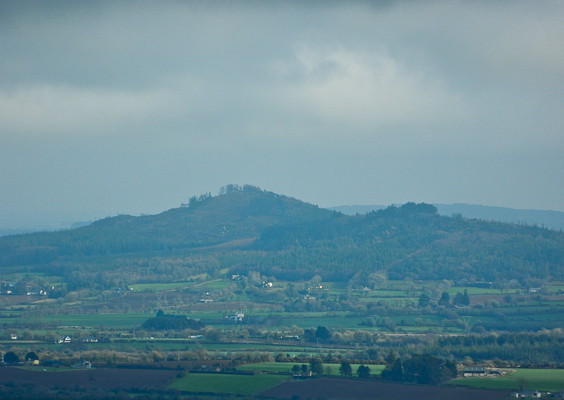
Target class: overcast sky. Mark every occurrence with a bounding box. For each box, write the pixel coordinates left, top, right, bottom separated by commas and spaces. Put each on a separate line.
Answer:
1, 1, 563, 229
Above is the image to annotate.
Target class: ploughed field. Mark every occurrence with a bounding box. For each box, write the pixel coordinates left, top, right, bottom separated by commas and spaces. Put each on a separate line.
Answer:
0, 367, 179, 390
167, 372, 289, 395
260, 377, 511, 400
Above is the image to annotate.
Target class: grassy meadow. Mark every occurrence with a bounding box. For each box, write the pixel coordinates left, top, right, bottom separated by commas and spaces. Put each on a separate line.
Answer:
450, 369, 564, 392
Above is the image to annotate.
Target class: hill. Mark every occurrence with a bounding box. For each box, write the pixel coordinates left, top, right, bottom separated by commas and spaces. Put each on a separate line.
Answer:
331, 204, 564, 231
0, 185, 334, 267
251, 203, 564, 282
0, 186, 563, 288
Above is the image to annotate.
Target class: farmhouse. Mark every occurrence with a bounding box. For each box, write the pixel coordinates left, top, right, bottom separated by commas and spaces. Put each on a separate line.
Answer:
228, 311, 244, 322
512, 390, 542, 398
57, 335, 72, 344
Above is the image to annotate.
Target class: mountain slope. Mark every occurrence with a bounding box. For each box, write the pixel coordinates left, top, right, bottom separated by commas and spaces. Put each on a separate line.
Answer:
1, 189, 563, 285
0, 186, 334, 267
251, 203, 564, 282
331, 204, 564, 231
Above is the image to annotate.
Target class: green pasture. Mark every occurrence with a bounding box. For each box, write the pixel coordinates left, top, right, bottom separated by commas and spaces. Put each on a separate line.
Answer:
365, 290, 410, 297
0, 316, 22, 324
236, 362, 385, 376
30, 313, 150, 328
183, 311, 225, 320
282, 316, 366, 329
507, 312, 564, 322
130, 282, 194, 292
450, 369, 564, 391
196, 343, 306, 352
446, 287, 516, 296
197, 281, 232, 290
167, 372, 288, 395
129, 277, 232, 293
547, 284, 564, 293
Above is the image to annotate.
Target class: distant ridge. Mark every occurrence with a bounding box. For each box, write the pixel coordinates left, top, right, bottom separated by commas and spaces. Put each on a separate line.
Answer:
330, 203, 564, 231
1, 186, 563, 283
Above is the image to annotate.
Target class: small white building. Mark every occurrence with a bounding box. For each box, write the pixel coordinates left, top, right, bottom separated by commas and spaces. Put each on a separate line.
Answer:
228, 311, 244, 322
57, 335, 72, 344
521, 390, 542, 398
512, 391, 542, 398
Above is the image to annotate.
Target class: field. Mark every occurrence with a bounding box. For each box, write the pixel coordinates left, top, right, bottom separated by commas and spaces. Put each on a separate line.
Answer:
450, 369, 564, 391
0, 367, 179, 391
3, 274, 564, 398
166, 372, 289, 395
261, 377, 510, 400
237, 362, 385, 376
30, 313, 150, 328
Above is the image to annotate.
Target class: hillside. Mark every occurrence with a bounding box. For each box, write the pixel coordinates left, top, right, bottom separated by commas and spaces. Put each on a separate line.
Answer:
331, 203, 564, 231
0, 185, 334, 267
249, 203, 564, 282
0, 187, 563, 287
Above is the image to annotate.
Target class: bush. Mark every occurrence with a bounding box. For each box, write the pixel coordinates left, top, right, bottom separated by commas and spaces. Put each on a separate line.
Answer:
3, 351, 19, 364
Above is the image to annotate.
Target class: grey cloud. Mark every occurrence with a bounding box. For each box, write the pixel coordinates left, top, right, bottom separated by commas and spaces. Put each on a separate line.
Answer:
1, 1, 564, 229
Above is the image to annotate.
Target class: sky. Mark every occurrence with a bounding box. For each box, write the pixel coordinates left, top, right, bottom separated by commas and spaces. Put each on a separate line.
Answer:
1, 0, 564, 229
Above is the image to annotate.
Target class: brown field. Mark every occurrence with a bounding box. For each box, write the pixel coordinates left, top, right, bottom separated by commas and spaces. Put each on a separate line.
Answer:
0, 367, 179, 390
260, 377, 511, 400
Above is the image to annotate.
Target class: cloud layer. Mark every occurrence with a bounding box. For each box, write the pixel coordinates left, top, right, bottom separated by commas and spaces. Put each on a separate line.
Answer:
1, 1, 563, 227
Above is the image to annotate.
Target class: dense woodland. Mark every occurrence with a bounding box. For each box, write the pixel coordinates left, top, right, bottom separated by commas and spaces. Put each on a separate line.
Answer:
1, 186, 562, 287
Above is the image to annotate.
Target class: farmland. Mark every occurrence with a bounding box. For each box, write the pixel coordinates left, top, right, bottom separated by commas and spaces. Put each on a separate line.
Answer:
167, 372, 289, 395
450, 368, 564, 392
0, 367, 180, 391
261, 377, 511, 400
1, 189, 564, 398
236, 362, 386, 376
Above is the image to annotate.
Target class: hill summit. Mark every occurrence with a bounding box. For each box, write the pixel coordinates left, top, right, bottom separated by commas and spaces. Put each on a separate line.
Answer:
0, 185, 334, 266
89, 184, 334, 246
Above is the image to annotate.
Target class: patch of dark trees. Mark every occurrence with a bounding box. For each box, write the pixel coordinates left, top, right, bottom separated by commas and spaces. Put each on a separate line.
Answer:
381, 352, 457, 385
429, 331, 564, 364
141, 310, 204, 331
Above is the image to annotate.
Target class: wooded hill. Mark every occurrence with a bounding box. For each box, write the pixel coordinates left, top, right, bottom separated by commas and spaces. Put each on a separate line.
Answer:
1, 185, 563, 286
0, 185, 333, 267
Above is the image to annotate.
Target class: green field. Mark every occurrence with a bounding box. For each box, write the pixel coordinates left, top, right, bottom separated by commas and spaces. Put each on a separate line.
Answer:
29, 313, 150, 328
130, 282, 194, 292
446, 287, 517, 296
450, 369, 564, 391
282, 316, 367, 329
167, 373, 288, 395
236, 362, 385, 376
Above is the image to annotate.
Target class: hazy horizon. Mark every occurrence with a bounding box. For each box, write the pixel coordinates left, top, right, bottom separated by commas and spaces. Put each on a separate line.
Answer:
2, 1, 564, 229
